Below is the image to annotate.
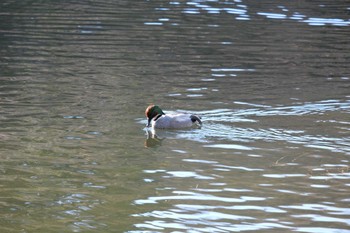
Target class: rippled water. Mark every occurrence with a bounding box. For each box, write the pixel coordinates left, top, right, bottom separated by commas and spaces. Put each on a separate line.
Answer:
1, 0, 350, 232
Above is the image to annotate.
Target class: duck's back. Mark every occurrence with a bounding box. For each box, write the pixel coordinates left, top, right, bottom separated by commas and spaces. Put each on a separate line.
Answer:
154, 114, 193, 129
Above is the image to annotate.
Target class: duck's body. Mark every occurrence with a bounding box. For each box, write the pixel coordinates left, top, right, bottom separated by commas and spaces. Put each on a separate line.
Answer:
145, 105, 202, 129
150, 113, 200, 129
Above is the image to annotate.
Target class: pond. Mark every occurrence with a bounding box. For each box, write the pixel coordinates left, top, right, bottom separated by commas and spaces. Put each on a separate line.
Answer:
0, 0, 349, 232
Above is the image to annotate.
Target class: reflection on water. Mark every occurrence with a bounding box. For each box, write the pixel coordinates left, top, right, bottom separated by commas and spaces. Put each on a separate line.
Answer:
1, 0, 350, 232
147, 0, 350, 26
132, 151, 350, 232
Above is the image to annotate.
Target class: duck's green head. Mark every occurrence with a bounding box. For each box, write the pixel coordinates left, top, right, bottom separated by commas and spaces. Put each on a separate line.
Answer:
145, 104, 165, 127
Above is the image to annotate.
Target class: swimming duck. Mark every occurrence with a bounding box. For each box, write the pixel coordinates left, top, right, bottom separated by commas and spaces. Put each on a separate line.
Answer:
145, 105, 202, 129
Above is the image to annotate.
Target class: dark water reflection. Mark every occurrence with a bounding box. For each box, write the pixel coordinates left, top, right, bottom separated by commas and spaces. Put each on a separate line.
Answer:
1, 0, 350, 232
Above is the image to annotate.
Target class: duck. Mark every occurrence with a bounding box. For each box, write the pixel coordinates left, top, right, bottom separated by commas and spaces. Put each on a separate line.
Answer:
145, 104, 202, 129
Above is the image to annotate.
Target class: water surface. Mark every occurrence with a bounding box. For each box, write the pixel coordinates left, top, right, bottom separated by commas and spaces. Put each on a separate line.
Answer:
0, 0, 349, 232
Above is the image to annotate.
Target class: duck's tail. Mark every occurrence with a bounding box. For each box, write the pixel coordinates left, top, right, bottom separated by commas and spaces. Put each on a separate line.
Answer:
190, 115, 202, 126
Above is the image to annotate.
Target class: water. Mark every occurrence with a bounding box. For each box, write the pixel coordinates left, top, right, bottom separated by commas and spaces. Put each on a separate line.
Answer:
1, 0, 349, 232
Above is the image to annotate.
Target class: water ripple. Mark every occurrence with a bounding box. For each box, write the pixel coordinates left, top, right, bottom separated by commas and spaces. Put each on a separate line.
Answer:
164, 171, 215, 180
196, 100, 350, 154
134, 190, 266, 205
280, 203, 350, 215
233, 99, 350, 116
147, 0, 350, 27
